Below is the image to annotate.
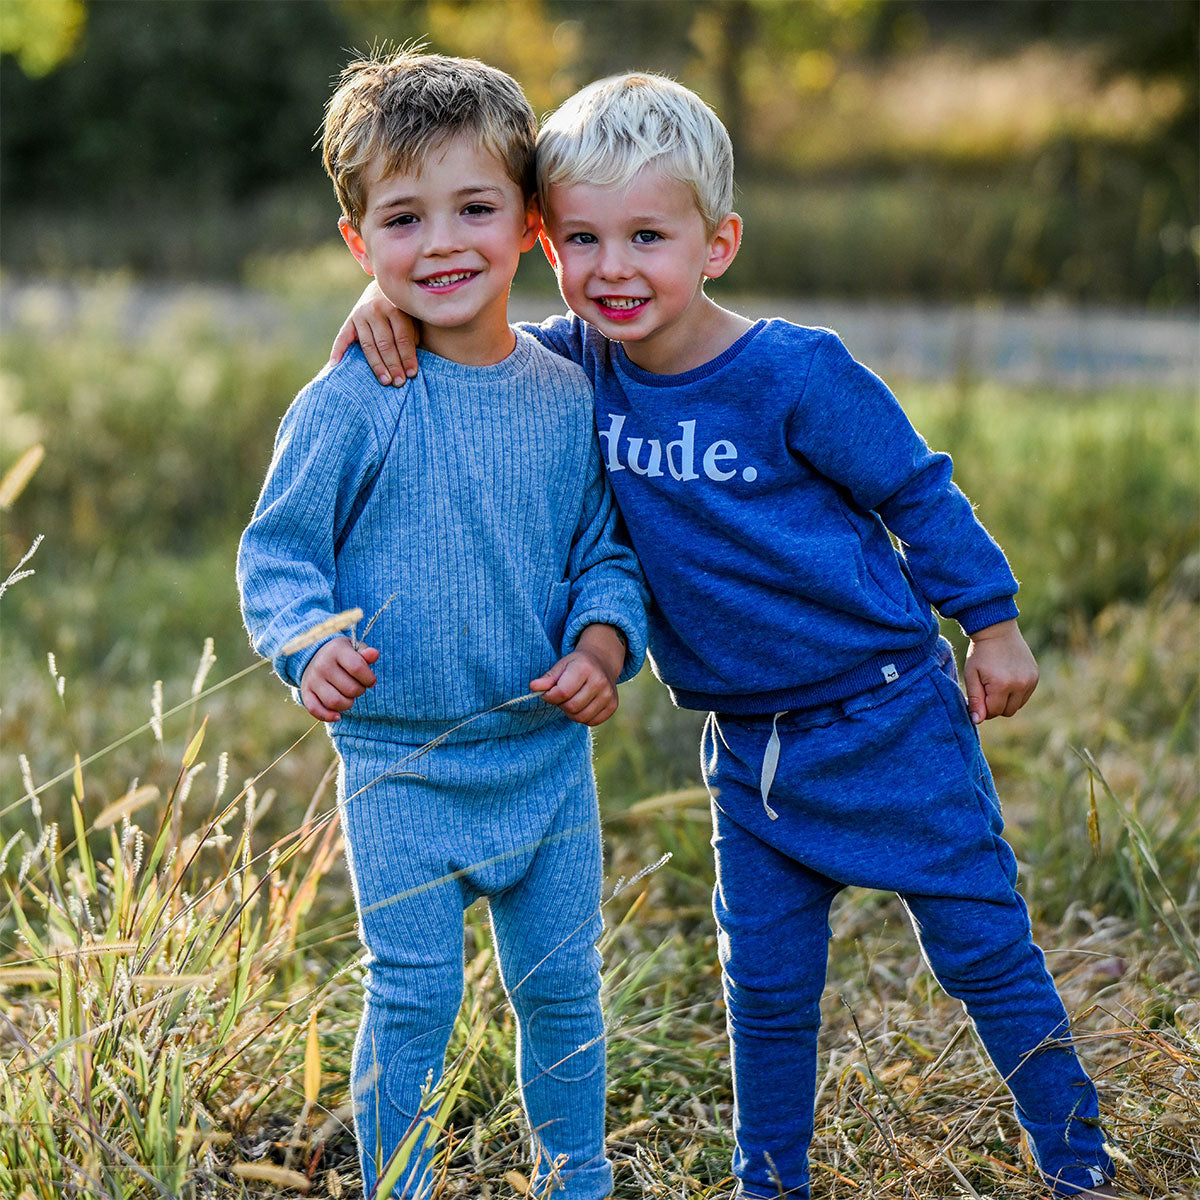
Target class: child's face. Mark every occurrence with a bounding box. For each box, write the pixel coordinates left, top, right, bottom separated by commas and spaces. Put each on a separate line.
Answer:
340, 135, 539, 365
541, 166, 739, 373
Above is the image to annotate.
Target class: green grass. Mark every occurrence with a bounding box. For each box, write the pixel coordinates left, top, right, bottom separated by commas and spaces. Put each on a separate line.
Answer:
1, 610, 1195, 1197
0, 283, 1197, 1196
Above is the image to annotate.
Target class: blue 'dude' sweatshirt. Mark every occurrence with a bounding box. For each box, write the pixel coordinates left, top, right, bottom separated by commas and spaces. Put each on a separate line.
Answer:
524, 316, 1019, 714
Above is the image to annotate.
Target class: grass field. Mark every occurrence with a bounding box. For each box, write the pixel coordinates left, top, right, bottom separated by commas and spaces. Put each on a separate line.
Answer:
0, 287, 1196, 1198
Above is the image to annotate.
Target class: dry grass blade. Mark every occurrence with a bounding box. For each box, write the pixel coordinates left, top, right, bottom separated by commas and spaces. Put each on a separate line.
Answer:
231, 1162, 312, 1190
93, 784, 161, 829
0, 442, 45, 509
281, 609, 364, 655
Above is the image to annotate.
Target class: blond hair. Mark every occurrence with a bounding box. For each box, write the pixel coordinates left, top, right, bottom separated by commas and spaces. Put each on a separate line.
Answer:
537, 73, 734, 235
322, 48, 537, 229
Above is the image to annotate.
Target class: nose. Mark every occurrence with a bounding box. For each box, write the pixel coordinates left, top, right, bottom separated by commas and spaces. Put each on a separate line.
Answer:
596, 240, 633, 281
423, 212, 465, 255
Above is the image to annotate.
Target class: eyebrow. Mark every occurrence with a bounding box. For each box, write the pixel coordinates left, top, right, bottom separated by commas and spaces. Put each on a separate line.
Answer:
554, 213, 672, 229
372, 184, 507, 213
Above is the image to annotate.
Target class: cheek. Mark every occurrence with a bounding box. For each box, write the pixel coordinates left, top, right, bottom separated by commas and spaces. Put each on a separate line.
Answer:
552, 261, 581, 296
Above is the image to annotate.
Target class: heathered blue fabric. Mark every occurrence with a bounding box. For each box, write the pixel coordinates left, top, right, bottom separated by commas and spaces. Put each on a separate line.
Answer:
704, 645, 1112, 1198
237, 335, 647, 742
523, 315, 1020, 714
521, 312, 1111, 1196
237, 333, 646, 1198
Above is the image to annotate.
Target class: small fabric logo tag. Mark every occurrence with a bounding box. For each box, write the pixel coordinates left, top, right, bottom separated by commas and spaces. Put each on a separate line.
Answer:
881, 663, 899, 683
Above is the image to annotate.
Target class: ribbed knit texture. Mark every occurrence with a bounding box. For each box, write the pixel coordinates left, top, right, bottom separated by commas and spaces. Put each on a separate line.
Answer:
238, 335, 647, 741
237, 333, 645, 1197
339, 722, 614, 1200
524, 315, 1020, 714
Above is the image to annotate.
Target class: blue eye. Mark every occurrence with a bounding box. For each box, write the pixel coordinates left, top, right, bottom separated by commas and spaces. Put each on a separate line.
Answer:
385, 213, 417, 228
566, 232, 598, 245
633, 230, 661, 244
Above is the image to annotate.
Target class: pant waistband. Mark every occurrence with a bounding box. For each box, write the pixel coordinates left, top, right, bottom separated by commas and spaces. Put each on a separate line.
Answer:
751, 636, 955, 821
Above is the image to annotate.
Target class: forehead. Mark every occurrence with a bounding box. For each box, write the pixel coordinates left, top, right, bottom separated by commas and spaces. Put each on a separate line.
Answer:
544, 166, 700, 225
363, 135, 518, 206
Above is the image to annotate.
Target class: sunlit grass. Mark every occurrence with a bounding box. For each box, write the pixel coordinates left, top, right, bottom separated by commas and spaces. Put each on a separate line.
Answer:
2, 579, 1196, 1197
0, 290, 1196, 1196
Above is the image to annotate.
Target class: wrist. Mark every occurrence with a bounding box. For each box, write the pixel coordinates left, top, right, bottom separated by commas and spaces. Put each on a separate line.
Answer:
575, 623, 625, 682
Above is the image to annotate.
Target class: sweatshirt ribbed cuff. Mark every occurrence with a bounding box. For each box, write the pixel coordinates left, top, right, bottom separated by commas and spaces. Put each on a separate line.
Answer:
564, 584, 648, 684
953, 596, 1020, 636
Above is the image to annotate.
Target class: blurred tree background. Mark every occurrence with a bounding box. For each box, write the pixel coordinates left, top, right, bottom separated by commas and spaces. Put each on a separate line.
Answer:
1, 0, 1196, 304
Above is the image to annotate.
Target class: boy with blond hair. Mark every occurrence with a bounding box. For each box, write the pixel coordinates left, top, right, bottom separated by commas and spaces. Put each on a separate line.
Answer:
333, 71, 1122, 1200
239, 50, 646, 1199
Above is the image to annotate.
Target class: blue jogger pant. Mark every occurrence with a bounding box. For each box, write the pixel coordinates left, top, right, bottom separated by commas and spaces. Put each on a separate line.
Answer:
702, 641, 1113, 1198
336, 718, 614, 1199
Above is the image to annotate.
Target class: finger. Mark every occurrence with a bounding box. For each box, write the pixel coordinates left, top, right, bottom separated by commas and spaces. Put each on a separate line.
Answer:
329, 318, 357, 365
555, 667, 599, 711
964, 668, 987, 725
312, 677, 358, 710
356, 322, 393, 385
573, 694, 617, 726
530, 660, 567, 696
332, 644, 378, 689
301, 688, 342, 723
383, 312, 419, 381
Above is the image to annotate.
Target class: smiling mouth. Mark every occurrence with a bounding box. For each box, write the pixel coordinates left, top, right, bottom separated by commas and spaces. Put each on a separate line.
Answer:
595, 296, 648, 313
419, 270, 478, 289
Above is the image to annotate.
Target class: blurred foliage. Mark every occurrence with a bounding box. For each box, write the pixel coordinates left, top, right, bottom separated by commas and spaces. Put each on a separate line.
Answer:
0, 0, 84, 76
1, 285, 1194, 686
0, 0, 1195, 302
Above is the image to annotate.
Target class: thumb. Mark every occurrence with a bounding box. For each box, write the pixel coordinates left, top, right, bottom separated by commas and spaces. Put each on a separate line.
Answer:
963, 663, 987, 725
530, 658, 565, 694
359, 644, 381, 665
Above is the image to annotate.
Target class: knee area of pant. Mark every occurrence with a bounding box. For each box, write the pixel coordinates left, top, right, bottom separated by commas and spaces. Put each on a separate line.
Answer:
726, 984, 822, 1031
507, 946, 602, 1008
928, 937, 1045, 996
365, 953, 462, 1005
519, 998, 605, 1084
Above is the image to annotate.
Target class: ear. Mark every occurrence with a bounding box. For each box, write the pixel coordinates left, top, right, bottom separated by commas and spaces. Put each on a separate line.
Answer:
702, 212, 743, 281
339, 217, 374, 276
537, 229, 559, 269
520, 195, 543, 253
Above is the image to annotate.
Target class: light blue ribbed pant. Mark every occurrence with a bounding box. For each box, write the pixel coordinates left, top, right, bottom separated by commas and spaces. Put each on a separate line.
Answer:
703, 641, 1113, 1198
336, 718, 614, 1199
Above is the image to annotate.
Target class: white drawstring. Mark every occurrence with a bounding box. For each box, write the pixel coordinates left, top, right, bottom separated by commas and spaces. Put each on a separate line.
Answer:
759, 711, 786, 820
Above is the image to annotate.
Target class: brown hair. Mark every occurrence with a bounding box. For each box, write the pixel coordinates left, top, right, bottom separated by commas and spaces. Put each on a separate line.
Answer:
322, 47, 537, 229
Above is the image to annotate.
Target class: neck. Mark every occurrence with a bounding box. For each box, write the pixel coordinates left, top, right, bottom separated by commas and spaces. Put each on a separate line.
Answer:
420, 319, 517, 367
623, 295, 753, 375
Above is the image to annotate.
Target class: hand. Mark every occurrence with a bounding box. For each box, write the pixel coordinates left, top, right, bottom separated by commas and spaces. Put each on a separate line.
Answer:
530, 624, 626, 727
963, 619, 1038, 724
329, 279, 421, 386
299, 637, 380, 722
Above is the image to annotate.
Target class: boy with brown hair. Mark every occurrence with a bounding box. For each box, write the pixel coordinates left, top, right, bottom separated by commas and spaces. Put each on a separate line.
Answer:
239, 50, 646, 1199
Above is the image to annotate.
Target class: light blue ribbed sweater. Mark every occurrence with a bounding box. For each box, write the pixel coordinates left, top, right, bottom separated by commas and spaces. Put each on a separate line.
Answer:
237, 334, 647, 740
237, 332, 645, 1199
